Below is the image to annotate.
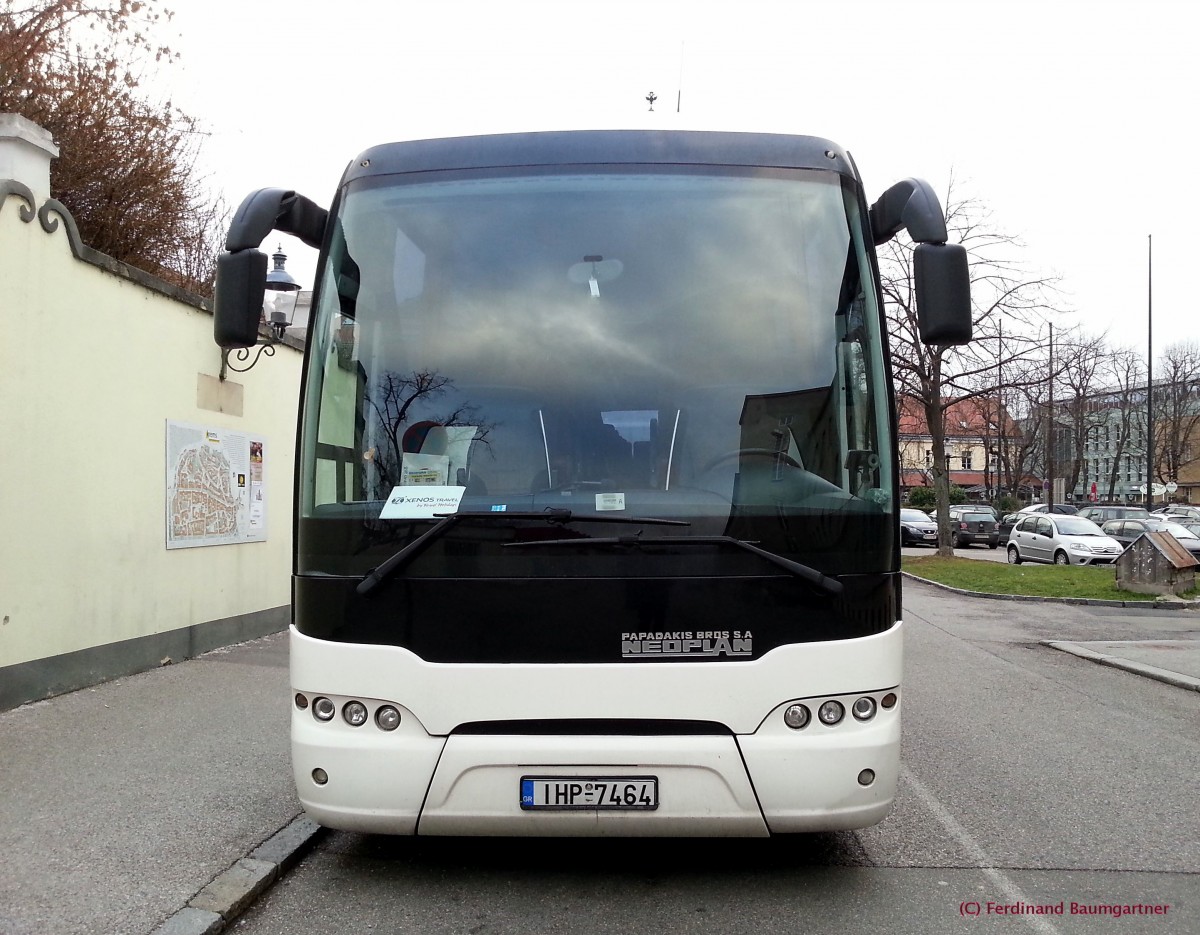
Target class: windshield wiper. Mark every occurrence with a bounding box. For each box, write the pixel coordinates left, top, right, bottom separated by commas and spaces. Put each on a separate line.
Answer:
506, 535, 843, 596
356, 510, 689, 596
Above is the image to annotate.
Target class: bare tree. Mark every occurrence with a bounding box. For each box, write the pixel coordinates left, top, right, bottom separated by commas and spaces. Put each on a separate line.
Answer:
1098, 347, 1146, 503
1153, 342, 1200, 490
364, 371, 492, 496
881, 178, 1063, 554
0, 0, 225, 294
1053, 331, 1111, 498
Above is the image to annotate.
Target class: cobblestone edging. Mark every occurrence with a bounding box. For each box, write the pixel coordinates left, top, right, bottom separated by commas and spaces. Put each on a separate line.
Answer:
901, 572, 1200, 609
149, 815, 325, 935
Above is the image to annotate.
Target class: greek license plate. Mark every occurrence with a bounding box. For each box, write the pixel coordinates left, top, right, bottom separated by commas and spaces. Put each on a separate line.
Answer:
520, 776, 659, 810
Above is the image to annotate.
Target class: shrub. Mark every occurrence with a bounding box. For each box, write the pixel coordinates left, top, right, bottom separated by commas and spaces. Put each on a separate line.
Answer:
908, 486, 936, 508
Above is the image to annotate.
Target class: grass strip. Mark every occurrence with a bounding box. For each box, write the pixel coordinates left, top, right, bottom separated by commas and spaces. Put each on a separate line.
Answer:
901, 555, 1198, 601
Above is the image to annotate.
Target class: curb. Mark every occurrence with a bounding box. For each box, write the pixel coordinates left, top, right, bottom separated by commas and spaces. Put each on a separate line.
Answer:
149, 814, 326, 935
901, 571, 1200, 609
1042, 640, 1200, 692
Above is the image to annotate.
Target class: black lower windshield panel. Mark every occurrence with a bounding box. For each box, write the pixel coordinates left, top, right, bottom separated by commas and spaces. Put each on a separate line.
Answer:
293, 572, 899, 664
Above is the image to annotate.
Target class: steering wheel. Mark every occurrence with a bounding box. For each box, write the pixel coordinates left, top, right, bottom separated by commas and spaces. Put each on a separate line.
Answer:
701, 448, 803, 473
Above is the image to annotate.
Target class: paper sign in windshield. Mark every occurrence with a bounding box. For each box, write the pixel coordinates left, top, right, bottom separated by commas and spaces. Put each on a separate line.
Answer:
379, 486, 465, 519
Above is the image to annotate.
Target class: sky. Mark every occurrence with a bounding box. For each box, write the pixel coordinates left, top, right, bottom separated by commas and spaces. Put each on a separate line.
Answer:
148, 0, 1198, 359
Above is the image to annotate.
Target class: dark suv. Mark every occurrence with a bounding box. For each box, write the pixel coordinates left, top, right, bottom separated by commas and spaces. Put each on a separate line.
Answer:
1077, 505, 1150, 525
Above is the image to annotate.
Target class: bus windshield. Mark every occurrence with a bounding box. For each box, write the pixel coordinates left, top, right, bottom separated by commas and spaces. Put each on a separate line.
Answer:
298, 167, 895, 580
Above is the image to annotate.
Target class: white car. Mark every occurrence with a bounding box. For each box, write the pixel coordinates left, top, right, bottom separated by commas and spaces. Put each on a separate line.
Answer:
1006, 514, 1123, 566
1016, 503, 1079, 515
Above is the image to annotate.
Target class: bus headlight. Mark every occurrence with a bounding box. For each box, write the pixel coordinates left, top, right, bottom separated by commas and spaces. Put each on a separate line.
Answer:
818, 700, 844, 725
783, 704, 810, 730
312, 697, 336, 721
342, 701, 369, 727
375, 705, 402, 731
852, 696, 877, 721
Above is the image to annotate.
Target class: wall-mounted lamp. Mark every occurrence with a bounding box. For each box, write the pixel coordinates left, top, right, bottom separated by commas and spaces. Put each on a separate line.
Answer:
220, 245, 303, 379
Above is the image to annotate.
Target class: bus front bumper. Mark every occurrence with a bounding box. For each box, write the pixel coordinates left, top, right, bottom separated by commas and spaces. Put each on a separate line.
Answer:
293, 709, 899, 836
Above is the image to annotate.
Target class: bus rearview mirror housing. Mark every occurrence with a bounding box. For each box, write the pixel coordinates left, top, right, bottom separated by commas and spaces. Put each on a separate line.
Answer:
214, 249, 268, 349
914, 242, 971, 346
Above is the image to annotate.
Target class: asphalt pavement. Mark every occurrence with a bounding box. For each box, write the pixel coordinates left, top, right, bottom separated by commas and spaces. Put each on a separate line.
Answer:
2, 587, 1198, 935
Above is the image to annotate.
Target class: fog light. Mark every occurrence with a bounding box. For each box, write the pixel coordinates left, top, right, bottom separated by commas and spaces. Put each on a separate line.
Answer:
881, 692, 897, 709
343, 701, 368, 727
294, 693, 309, 710
858, 769, 875, 786
312, 697, 336, 721
312, 768, 328, 785
818, 700, 844, 725
783, 704, 810, 730
376, 705, 401, 731
852, 696, 877, 721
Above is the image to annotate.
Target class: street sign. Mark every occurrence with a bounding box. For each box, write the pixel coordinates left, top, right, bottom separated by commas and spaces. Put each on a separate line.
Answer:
1152, 483, 1166, 496
1166, 481, 1179, 494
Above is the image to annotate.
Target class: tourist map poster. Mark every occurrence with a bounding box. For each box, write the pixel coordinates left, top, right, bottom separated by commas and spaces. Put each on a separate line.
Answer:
165, 420, 267, 549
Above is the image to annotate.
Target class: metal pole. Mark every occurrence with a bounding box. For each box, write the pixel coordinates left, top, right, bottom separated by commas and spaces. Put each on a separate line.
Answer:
1047, 323, 1055, 510
1146, 234, 1154, 510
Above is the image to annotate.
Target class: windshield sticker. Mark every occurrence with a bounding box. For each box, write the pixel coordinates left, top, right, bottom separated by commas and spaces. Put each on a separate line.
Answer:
400, 452, 449, 486
595, 492, 626, 512
379, 485, 465, 520
621, 631, 753, 660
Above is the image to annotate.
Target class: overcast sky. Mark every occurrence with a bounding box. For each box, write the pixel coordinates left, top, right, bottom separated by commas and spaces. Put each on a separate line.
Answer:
156, 0, 1197, 358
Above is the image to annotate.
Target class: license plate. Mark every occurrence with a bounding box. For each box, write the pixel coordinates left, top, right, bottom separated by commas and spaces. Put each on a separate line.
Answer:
520, 776, 659, 810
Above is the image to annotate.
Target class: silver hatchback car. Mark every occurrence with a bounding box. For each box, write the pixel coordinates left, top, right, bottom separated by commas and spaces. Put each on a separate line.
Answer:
1006, 514, 1123, 566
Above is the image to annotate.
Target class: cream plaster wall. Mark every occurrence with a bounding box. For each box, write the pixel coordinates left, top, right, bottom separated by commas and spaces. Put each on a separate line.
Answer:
0, 179, 302, 669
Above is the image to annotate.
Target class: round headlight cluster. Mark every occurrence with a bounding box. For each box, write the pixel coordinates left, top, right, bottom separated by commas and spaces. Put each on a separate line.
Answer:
781, 693, 892, 730
300, 695, 403, 731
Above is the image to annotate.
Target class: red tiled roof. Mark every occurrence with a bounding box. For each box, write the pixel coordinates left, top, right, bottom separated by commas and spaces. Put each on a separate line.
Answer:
901, 470, 1043, 489
897, 395, 1019, 439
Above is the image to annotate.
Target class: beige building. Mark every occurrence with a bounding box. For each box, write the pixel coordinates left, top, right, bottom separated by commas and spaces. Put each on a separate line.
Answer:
896, 395, 1018, 499
0, 114, 304, 709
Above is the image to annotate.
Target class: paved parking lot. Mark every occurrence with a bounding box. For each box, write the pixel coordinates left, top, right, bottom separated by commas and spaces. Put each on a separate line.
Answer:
902, 543, 1009, 562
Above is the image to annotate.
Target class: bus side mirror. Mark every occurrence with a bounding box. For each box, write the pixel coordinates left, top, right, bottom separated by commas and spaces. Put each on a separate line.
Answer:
914, 242, 972, 346
214, 249, 268, 349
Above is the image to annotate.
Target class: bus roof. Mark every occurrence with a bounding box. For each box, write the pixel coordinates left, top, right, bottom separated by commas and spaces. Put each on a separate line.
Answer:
343, 129, 856, 185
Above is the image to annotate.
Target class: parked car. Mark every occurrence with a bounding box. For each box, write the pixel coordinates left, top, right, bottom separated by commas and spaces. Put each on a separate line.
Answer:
1006, 514, 1123, 566
1017, 503, 1079, 515
1177, 521, 1200, 539
1151, 504, 1200, 521
899, 508, 939, 546
1077, 504, 1149, 525
997, 512, 1021, 544
952, 510, 999, 549
1100, 518, 1200, 556
947, 504, 997, 519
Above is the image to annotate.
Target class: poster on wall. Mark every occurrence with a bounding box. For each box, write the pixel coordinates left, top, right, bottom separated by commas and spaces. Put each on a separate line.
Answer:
165, 420, 267, 549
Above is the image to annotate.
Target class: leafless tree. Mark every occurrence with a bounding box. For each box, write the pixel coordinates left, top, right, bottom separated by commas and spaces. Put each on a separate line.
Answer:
1153, 342, 1200, 489
1053, 331, 1111, 497
1097, 347, 1146, 503
364, 370, 492, 496
0, 0, 225, 294
881, 178, 1064, 554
